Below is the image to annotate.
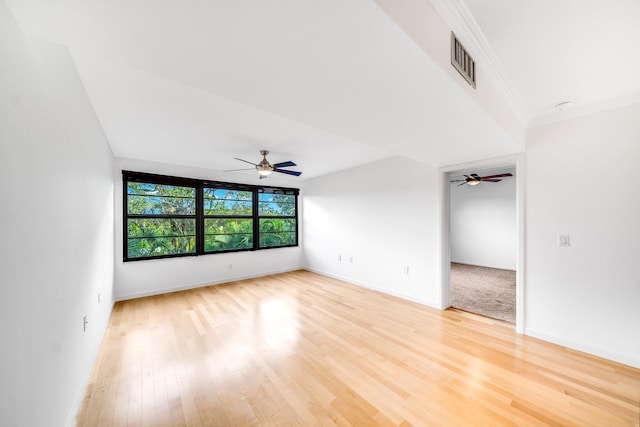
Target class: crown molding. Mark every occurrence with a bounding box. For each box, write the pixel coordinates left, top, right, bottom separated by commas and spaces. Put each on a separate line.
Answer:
428, 0, 530, 125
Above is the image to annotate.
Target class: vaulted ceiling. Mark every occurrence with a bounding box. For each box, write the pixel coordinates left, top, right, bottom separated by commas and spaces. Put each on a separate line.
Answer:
433, 0, 640, 127
6, 0, 639, 179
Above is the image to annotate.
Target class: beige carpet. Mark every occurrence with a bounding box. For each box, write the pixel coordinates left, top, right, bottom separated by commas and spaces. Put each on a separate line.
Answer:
450, 262, 516, 323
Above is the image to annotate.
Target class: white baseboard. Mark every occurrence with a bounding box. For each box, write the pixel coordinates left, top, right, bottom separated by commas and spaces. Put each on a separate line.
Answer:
525, 328, 640, 370
304, 267, 441, 309
115, 266, 304, 301
69, 269, 639, 427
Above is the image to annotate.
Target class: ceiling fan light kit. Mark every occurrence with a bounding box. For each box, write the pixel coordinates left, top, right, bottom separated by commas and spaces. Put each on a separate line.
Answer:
257, 167, 272, 177
225, 149, 302, 179
256, 151, 273, 178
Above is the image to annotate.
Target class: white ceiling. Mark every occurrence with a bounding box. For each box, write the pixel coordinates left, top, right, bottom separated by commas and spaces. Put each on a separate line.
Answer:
433, 0, 640, 126
6, 0, 640, 179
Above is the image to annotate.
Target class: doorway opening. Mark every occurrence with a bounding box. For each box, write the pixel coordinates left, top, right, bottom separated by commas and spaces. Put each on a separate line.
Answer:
449, 166, 516, 323
439, 155, 524, 332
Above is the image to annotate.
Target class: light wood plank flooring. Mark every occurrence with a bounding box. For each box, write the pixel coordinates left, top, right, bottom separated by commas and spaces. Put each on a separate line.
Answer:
76, 270, 640, 426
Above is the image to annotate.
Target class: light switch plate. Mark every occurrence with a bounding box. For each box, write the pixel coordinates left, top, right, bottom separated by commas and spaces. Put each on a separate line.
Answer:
559, 235, 570, 247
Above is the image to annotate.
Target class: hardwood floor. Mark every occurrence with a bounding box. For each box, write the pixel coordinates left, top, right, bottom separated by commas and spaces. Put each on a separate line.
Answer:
76, 271, 640, 426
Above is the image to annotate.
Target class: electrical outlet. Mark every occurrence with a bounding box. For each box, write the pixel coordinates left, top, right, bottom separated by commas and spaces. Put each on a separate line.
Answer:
559, 235, 570, 247
83, 315, 88, 332
404, 266, 410, 275
228, 264, 233, 270
338, 255, 342, 261
349, 257, 353, 263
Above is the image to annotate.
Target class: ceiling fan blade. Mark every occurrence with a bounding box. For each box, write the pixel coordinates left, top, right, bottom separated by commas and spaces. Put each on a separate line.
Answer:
234, 157, 258, 166
457, 182, 468, 186
450, 180, 466, 183
223, 167, 256, 172
273, 161, 297, 168
273, 168, 302, 176
481, 178, 502, 182
481, 173, 513, 179
259, 174, 268, 179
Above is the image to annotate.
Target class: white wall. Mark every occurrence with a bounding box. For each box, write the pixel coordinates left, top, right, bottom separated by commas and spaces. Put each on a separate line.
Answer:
375, 0, 526, 147
526, 103, 640, 368
0, 2, 115, 426
114, 157, 304, 300
450, 171, 516, 270
303, 156, 441, 307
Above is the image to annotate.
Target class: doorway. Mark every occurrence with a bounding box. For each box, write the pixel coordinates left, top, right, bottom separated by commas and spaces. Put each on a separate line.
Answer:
439, 155, 525, 332
449, 166, 516, 322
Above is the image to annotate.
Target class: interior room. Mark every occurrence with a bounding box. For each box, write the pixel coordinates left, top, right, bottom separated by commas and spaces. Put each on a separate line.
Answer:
449, 166, 517, 322
1, 0, 639, 425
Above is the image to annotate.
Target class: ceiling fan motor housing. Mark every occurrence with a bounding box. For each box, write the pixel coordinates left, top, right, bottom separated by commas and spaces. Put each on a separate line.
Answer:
227, 149, 302, 178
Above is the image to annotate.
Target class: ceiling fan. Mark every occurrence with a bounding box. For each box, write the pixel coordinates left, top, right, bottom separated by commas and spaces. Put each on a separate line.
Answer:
450, 172, 513, 186
224, 150, 302, 179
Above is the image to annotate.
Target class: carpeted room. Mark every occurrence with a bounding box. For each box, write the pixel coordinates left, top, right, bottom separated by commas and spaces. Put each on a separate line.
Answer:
449, 167, 517, 323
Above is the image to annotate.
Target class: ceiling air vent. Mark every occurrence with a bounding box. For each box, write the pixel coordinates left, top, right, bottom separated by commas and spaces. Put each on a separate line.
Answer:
451, 32, 476, 89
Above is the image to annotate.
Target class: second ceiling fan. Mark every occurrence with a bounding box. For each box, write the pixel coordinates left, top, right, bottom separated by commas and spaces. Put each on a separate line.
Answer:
450, 172, 512, 186
225, 150, 302, 179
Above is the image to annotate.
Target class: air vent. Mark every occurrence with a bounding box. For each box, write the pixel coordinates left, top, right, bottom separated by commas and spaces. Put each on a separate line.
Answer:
451, 32, 476, 89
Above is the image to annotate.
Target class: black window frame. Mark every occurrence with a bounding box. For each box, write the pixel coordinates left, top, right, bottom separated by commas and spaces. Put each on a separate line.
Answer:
123, 170, 299, 261
202, 184, 255, 254
258, 188, 299, 249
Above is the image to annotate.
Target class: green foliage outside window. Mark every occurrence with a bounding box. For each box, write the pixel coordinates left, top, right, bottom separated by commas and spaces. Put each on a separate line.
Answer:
203, 189, 252, 215
204, 189, 254, 253
127, 218, 196, 258
128, 183, 195, 214
126, 182, 196, 259
258, 193, 296, 248
258, 193, 296, 216
124, 172, 298, 260
204, 218, 253, 251
259, 218, 296, 247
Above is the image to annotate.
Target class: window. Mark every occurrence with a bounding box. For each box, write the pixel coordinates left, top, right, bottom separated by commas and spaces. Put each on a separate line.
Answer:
125, 181, 197, 259
258, 189, 297, 248
123, 171, 299, 261
203, 188, 253, 252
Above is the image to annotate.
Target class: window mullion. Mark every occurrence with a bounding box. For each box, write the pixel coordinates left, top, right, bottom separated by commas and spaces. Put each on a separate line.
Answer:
123, 174, 129, 260
252, 189, 259, 250
196, 185, 204, 255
